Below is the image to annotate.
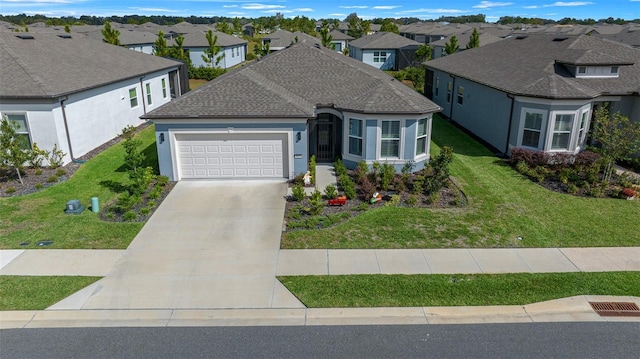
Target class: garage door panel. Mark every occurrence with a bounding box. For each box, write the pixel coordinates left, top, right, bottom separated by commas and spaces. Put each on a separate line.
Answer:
177, 133, 287, 179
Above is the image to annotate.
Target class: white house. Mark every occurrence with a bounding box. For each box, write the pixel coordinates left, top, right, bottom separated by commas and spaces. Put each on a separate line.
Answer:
0, 32, 185, 165
178, 30, 248, 69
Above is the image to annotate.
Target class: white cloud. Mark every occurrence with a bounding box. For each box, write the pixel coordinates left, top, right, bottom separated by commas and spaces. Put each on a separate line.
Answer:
473, 1, 513, 9
340, 5, 369, 9
293, 8, 313, 12
228, 11, 245, 15
263, 9, 291, 13
242, 3, 286, 10
550, 1, 593, 5
523, 5, 539, 8
373, 5, 401, 9
328, 13, 347, 16
396, 8, 468, 14
223, 5, 238, 8
2, 0, 72, 3
129, 7, 180, 13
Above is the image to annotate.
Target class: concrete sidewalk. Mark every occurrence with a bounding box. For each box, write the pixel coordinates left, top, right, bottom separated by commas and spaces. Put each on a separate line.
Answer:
276, 247, 640, 275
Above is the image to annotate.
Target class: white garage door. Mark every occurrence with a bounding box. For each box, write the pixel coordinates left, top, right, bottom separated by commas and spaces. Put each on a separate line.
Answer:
176, 133, 288, 179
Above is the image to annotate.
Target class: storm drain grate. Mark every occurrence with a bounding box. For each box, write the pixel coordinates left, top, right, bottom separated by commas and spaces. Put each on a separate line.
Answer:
589, 302, 640, 317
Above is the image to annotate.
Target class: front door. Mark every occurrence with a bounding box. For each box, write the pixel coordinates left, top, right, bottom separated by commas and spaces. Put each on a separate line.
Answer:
315, 122, 336, 162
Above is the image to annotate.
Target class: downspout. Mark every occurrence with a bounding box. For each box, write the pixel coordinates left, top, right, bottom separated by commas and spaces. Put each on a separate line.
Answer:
504, 94, 516, 157
59, 96, 82, 163
449, 75, 456, 119
139, 76, 147, 114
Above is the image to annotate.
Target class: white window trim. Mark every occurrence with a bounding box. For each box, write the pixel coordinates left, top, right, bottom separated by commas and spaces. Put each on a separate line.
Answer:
129, 87, 138, 108
414, 117, 431, 161
377, 119, 404, 160
576, 108, 591, 152
161, 78, 167, 98
145, 82, 152, 105
546, 110, 577, 152
517, 107, 548, 150
348, 118, 364, 157
1, 112, 32, 148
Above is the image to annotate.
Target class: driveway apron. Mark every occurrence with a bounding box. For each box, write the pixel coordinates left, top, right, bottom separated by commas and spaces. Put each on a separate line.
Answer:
52, 181, 304, 310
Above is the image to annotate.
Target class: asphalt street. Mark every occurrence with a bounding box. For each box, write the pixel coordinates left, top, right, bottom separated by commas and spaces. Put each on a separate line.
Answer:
2, 322, 639, 358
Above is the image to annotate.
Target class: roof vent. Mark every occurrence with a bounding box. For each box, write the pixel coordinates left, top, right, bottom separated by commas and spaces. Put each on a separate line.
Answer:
553, 37, 568, 41
16, 34, 34, 40
58, 34, 72, 39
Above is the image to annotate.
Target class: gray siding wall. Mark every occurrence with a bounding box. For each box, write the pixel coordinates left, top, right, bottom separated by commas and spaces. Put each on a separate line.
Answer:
444, 76, 513, 152
154, 121, 306, 181
365, 119, 378, 161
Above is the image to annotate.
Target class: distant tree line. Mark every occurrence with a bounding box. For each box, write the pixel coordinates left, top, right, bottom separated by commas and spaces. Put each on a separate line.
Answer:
1, 13, 637, 29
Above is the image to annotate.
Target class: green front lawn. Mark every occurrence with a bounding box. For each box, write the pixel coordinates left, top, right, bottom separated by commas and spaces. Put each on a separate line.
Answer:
281, 116, 640, 249
0, 276, 102, 310
280, 272, 640, 307
0, 126, 158, 249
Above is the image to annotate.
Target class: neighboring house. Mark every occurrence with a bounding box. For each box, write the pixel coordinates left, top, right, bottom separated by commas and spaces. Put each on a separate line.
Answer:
430, 31, 504, 59
261, 30, 317, 51
425, 34, 640, 156
143, 40, 441, 181
329, 30, 354, 53
0, 32, 185, 166
399, 22, 472, 44
348, 32, 421, 70
178, 30, 248, 69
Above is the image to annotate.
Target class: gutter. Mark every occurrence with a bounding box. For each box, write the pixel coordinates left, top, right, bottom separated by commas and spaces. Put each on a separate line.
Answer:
139, 76, 147, 114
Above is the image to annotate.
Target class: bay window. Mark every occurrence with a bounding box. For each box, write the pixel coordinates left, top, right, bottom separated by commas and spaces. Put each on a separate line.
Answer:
381, 120, 400, 158
348, 118, 363, 156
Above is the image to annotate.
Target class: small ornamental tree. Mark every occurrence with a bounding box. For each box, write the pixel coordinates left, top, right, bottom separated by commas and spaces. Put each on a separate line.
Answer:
101, 22, 121, 45
153, 31, 170, 57
414, 43, 432, 63
0, 115, 30, 184
591, 103, 640, 182
319, 23, 335, 50
466, 28, 480, 49
202, 30, 225, 67
445, 35, 459, 55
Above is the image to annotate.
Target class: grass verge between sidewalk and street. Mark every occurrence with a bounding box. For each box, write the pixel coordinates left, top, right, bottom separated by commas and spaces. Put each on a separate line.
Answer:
279, 272, 640, 307
281, 116, 640, 249
0, 276, 102, 310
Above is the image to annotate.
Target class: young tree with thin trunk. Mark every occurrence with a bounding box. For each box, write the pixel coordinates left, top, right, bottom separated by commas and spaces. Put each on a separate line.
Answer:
0, 115, 30, 184
592, 103, 640, 182
414, 43, 432, 62
153, 31, 169, 57
170, 34, 190, 64
320, 23, 335, 50
466, 28, 480, 49
101, 22, 120, 45
202, 30, 225, 67
445, 35, 459, 55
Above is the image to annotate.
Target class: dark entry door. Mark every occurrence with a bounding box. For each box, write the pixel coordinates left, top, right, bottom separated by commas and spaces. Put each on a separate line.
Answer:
315, 122, 337, 162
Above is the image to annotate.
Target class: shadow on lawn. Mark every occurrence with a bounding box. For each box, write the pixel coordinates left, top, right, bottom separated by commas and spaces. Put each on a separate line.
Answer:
432, 116, 504, 159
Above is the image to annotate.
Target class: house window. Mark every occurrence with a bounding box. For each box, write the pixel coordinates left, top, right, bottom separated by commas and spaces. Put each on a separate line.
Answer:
447, 82, 452, 103
145, 83, 152, 105
522, 111, 543, 148
348, 118, 363, 156
381, 120, 400, 158
578, 66, 586, 74
161, 78, 167, 98
3, 113, 31, 149
577, 111, 588, 148
373, 51, 387, 63
416, 118, 428, 156
551, 114, 574, 150
611, 66, 619, 74
457, 86, 464, 105
129, 88, 138, 108
435, 78, 440, 96
231, 48, 234, 58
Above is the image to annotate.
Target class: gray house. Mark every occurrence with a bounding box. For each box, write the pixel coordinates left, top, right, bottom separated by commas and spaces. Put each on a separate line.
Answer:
348, 32, 421, 70
143, 40, 441, 181
425, 34, 640, 156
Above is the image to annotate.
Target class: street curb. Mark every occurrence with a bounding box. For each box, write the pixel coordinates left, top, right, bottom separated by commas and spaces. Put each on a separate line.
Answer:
2, 296, 638, 329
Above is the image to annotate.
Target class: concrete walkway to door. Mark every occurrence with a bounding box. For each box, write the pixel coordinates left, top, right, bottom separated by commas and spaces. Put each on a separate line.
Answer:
50, 181, 304, 310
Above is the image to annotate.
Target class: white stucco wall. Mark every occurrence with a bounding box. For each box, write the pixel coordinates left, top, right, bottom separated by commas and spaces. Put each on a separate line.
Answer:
127, 44, 154, 55
189, 45, 246, 69
0, 69, 176, 165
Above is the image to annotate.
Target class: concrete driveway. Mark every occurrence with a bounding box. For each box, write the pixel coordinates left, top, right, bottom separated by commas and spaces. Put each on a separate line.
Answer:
51, 181, 304, 310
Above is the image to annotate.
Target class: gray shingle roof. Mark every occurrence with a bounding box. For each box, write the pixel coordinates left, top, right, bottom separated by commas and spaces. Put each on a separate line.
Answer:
426, 34, 640, 99
0, 32, 182, 99
262, 30, 319, 48
176, 30, 247, 47
349, 31, 421, 49
144, 40, 440, 119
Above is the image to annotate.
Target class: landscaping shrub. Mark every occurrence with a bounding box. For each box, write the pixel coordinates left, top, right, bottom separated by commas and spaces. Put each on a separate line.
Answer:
47, 144, 66, 168
27, 143, 48, 168
156, 175, 169, 187
307, 189, 324, 215
339, 174, 357, 199
354, 160, 368, 184
55, 169, 66, 177
567, 183, 579, 194
287, 205, 304, 220
123, 211, 137, 221
515, 161, 530, 176
309, 155, 316, 185
360, 175, 377, 200
412, 175, 424, 195
291, 172, 305, 186
380, 163, 396, 191
384, 194, 401, 207
140, 207, 151, 216
46, 175, 58, 183
352, 202, 369, 211
406, 194, 418, 207
34, 169, 43, 176
5, 186, 16, 194
291, 184, 306, 201
333, 158, 347, 177
324, 184, 338, 199
35, 183, 43, 190
401, 161, 415, 175
424, 146, 453, 194
510, 148, 547, 168
188, 66, 226, 80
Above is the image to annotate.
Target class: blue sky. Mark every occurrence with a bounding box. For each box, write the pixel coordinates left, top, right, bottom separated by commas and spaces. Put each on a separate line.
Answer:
1, 0, 638, 21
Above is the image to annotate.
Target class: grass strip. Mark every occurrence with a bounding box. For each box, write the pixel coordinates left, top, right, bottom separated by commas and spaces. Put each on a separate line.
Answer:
0, 126, 158, 249
0, 276, 102, 310
279, 272, 640, 307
